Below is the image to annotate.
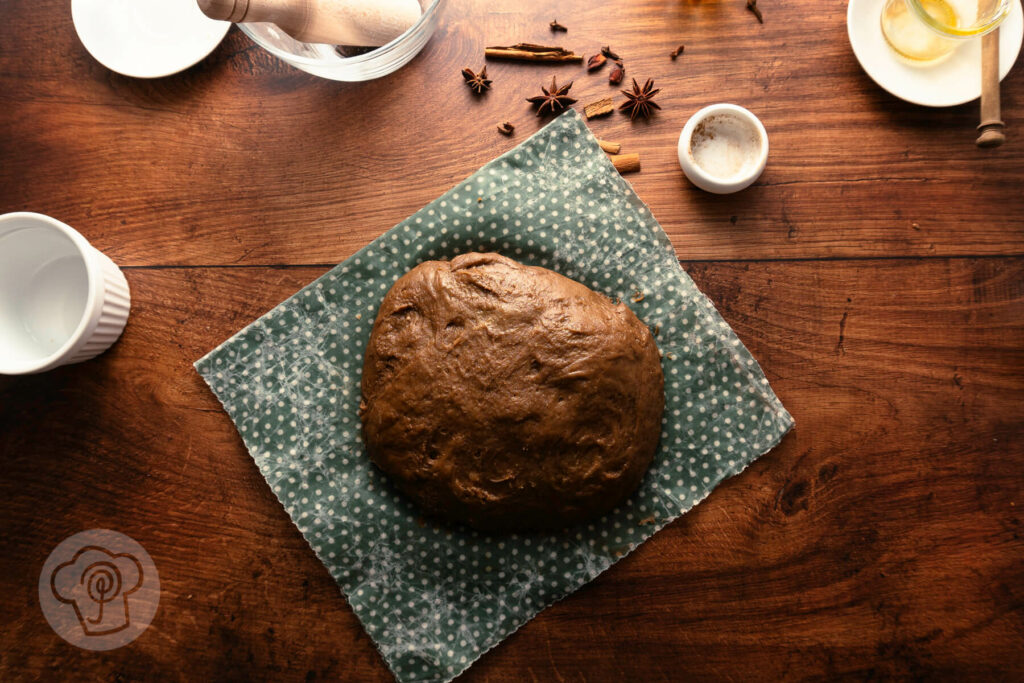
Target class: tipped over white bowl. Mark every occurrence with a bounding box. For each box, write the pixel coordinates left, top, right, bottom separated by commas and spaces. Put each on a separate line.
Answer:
0, 213, 130, 374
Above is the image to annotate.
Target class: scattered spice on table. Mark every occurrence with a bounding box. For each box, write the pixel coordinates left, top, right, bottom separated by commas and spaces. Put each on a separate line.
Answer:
609, 60, 625, 84
620, 78, 661, 120
526, 76, 577, 116
462, 66, 492, 94
584, 97, 615, 119
497, 121, 515, 135
485, 43, 583, 62
596, 138, 621, 154
550, 19, 568, 32
601, 45, 621, 60
587, 53, 607, 71
747, 0, 764, 23
671, 44, 685, 60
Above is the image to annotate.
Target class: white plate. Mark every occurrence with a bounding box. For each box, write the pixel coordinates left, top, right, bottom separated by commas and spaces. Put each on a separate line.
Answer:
72, 0, 230, 78
848, 0, 1023, 107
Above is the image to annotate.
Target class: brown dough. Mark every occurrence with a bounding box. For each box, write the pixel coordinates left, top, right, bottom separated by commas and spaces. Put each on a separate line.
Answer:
359, 252, 664, 531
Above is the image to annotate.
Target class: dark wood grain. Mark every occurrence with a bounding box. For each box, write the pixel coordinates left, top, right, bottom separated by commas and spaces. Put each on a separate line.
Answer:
2, 0, 1024, 679
1, 261, 1022, 680
1, 0, 1023, 266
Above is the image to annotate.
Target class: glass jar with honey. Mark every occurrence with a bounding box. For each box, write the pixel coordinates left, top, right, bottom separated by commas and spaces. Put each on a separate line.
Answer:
881, 0, 1011, 62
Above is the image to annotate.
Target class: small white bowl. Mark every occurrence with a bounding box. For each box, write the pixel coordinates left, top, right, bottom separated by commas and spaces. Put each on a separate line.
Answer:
72, 0, 229, 79
0, 213, 131, 375
677, 104, 769, 194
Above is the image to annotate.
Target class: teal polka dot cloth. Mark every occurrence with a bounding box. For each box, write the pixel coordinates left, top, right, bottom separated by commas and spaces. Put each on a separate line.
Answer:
195, 110, 793, 683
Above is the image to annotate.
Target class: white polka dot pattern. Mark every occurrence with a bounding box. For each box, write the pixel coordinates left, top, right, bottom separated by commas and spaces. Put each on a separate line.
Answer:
195, 110, 793, 683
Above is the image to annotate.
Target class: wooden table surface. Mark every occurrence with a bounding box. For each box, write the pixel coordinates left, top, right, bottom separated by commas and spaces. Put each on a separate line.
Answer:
2, 0, 1023, 679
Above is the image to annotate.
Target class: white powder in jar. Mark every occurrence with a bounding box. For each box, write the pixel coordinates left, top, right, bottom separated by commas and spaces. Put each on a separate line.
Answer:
688, 113, 761, 180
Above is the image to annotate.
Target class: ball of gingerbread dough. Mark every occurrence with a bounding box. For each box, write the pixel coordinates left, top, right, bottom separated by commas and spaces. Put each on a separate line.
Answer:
360, 252, 664, 531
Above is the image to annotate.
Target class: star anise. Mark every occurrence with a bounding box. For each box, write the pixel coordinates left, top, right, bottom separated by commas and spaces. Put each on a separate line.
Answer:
526, 76, 577, 117
461, 66, 491, 94
619, 78, 661, 120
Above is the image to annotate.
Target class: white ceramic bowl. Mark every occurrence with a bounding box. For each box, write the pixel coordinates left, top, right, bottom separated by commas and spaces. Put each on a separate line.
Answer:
677, 104, 769, 194
0, 213, 131, 375
71, 0, 230, 79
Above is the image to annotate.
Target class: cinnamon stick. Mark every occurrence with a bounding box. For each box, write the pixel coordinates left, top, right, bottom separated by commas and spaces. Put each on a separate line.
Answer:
584, 97, 615, 120
609, 153, 640, 174
597, 139, 621, 154
485, 43, 584, 62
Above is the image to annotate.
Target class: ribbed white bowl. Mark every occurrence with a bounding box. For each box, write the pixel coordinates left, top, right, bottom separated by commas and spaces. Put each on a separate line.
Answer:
64, 247, 131, 366
0, 212, 131, 374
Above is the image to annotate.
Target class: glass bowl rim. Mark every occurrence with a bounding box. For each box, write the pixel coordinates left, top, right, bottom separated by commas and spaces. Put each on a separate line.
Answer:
906, 0, 1012, 38
238, 0, 442, 67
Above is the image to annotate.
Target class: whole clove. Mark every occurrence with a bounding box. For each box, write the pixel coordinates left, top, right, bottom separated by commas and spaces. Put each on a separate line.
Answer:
550, 19, 568, 32
497, 121, 515, 135
747, 0, 763, 23
587, 53, 607, 71
671, 44, 685, 60
609, 60, 624, 84
601, 45, 621, 60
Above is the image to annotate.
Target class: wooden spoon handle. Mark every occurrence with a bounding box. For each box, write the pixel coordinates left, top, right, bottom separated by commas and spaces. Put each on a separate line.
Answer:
977, 27, 1005, 148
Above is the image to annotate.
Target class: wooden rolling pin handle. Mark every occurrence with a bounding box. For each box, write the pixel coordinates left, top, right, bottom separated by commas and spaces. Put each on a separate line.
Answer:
197, 0, 252, 23
977, 120, 1006, 148
976, 28, 1005, 148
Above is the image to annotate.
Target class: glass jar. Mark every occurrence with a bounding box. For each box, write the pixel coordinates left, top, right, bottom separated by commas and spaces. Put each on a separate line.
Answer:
881, 0, 1011, 63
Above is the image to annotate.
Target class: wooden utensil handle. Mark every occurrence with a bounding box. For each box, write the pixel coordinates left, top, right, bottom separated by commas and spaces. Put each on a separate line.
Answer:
977, 28, 1005, 148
